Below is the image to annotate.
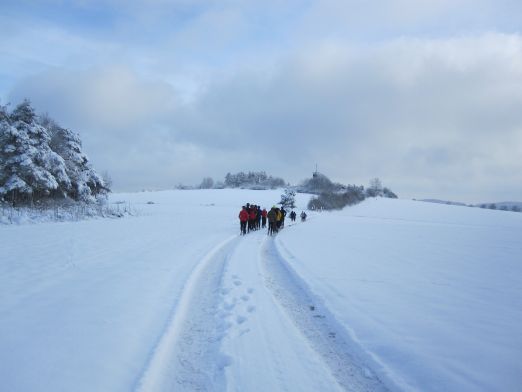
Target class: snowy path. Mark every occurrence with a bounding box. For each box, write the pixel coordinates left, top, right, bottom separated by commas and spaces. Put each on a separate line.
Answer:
261, 237, 389, 392
220, 231, 344, 392
136, 226, 390, 392
135, 235, 237, 391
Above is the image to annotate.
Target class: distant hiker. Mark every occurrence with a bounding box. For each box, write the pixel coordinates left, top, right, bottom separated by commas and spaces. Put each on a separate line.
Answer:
300, 211, 307, 222
290, 210, 296, 222
256, 205, 262, 229
275, 207, 283, 230
261, 208, 268, 228
267, 206, 277, 235
239, 206, 249, 235
280, 207, 287, 228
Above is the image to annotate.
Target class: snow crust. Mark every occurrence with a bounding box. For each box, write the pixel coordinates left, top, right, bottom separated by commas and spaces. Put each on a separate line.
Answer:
1, 190, 521, 391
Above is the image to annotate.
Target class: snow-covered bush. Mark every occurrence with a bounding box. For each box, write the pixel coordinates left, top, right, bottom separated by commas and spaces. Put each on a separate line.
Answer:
308, 185, 366, 210
365, 178, 397, 198
299, 173, 397, 211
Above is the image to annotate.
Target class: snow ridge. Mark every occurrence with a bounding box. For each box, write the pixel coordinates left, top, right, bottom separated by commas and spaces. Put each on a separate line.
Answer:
262, 237, 393, 392
134, 235, 237, 392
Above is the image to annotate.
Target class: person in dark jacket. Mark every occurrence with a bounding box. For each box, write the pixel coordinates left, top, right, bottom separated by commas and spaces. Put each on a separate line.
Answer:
256, 205, 262, 229
267, 206, 277, 235
300, 211, 307, 222
280, 207, 286, 228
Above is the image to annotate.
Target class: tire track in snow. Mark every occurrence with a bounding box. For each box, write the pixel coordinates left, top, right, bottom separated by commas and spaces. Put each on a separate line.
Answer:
261, 237, 392, 392
134, 235, 237, 392
219, 231, 345, 391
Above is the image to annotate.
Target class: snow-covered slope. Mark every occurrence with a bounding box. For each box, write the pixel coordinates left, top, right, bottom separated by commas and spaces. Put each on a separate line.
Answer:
1, 190, 521, 391
277, 198, 522, 391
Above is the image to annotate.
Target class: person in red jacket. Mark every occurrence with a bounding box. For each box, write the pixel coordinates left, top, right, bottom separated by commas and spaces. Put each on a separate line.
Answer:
261, 208, 268, 228
239, 206, 249, 235
248, 207, 257, 232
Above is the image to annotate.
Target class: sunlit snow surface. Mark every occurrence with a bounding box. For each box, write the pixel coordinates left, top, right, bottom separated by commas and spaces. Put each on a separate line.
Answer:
1, 190, 521, 391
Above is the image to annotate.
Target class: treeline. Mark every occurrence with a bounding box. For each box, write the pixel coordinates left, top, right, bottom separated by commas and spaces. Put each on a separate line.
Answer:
478, 203, 521, 212
304, 174, 397, 210
224, 171, 285, 189
192, 171, 286, 190
0, 99, 108, 206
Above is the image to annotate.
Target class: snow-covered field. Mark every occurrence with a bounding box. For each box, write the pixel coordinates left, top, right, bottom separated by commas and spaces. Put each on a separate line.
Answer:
1, 189, 521, 391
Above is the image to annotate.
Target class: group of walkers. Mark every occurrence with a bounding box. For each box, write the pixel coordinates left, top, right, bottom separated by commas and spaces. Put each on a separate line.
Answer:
238, 203, 265, 235
238, 203, 308, 236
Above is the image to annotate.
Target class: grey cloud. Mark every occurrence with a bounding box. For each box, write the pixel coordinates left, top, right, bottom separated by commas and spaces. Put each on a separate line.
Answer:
169, 34, 522, 201
7, 33, 522, 202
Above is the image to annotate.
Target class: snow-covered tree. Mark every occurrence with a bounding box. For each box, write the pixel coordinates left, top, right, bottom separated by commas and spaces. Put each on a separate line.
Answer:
48, 125, 106, 201
366, 178, 397, 198
101, 170, 113, 190
279, 188, 296, 209
0, 100, 107, 205
366, 177, 383, 197
0, 100, 70, 204
0, 102, 8, 122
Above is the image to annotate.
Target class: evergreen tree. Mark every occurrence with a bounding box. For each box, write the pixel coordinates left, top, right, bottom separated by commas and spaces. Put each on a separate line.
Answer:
48, 125, 106, 201
280, 188, 296, 209
0, 100, 70, 204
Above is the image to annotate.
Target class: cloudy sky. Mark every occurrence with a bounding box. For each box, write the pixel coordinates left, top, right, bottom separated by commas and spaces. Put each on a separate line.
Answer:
1, 0, 521, 202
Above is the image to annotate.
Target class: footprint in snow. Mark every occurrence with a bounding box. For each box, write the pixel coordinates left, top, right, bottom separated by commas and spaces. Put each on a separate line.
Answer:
247, 288, 254, 294
240, 295, 250, 302
247, 305, 256, 313
233, 280, 242, 286
236, 315, 247, 324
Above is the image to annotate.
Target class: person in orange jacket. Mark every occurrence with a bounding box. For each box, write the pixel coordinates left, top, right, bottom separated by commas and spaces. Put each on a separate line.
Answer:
239, 206, 249, 235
